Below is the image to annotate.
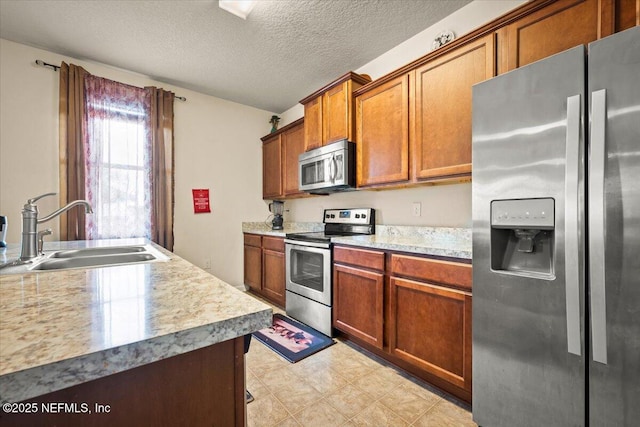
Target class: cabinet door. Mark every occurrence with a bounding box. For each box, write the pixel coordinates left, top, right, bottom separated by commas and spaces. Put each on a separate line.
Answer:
262, 135, 282, 199
304, 96, 323, 151
262, 248, 285, 307
614, 0, 640, 32
500, 0, 610, 72
282, 122, 305, 196
333, 264, 384, 349
244, 244, 262, 291
356, 74, 410, 187
414, 34, 495, 181
389, 277, 472, 392
323, 82, 349, 145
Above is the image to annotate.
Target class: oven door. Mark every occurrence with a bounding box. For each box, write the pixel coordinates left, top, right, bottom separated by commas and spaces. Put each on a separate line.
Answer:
285, 242, 332, 306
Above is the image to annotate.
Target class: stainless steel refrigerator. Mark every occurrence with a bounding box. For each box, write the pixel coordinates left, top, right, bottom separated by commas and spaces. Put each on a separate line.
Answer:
471, 26, 639, 427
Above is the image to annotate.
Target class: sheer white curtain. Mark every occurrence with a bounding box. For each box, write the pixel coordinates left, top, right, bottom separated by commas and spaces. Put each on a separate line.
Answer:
84, 75, 152, 240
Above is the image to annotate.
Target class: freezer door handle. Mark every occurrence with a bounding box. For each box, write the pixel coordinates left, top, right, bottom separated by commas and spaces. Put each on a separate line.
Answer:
565, 94, 582, 356
589, 89, 608, 365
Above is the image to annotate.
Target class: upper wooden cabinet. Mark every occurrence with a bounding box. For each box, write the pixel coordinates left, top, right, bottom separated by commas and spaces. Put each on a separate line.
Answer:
262, 134, 281, 199
281, 121, 305, 196
261, 118, 305, 200
356, 74, 410, 187
300, 72, 371, 151
413, 34, 495, 181
497, 0, 615, 73
351, 0, 636, 190
356, 35, 494, 187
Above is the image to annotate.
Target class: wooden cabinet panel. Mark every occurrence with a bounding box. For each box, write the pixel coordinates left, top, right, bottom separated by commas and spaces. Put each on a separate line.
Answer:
333, 246, 385, 271
356, 74, 410, 187
262, 236, 285, 252
262, 118, 304, 200
262, 135, 282, 199
389, 277, 472, 391
8, 338, 246, 427
244, 243, 262, 291
333, 264, 384, 349
414, 34, 495, 181
502, 0, 607, 72
244, 233, 261, 248
302, 72, 370, 151
244, 234, 285, 308
263, 249, 285, 306
282, 121, 305, 196
323, 83, 349, 144
304, 96, 323, 151
390, 254, 472, 291
615, 0, 639, 32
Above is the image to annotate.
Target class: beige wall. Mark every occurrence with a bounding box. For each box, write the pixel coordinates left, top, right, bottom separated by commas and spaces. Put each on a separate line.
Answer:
280, 0, 525, 228
0, 39, 273, 288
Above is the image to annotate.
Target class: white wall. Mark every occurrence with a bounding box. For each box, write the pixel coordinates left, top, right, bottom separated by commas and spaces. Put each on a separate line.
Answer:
280, 0, 526, 228
0, 39, 274, 288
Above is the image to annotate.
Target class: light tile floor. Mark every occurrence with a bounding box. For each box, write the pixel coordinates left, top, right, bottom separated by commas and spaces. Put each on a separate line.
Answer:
245, 303, 476, 427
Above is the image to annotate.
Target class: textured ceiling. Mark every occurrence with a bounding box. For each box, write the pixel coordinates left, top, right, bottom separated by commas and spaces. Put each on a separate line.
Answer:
0, 0, 471, 113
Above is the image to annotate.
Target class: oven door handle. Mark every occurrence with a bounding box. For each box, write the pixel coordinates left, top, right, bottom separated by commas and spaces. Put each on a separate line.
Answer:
285, 240, 331, 250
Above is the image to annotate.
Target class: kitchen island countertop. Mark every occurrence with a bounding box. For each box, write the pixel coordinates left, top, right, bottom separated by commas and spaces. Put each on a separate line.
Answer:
0, 238, 272, 404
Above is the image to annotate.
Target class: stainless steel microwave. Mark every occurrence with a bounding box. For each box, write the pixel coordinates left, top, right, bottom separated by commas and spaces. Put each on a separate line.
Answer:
298, 139, 355, 194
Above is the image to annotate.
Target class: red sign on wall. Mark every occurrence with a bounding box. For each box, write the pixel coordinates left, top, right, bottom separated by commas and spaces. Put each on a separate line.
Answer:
192, 189, 211, 214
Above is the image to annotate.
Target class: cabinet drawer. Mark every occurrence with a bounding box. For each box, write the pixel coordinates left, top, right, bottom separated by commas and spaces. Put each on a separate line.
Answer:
334, 246, 385, 271
262, 236, 285, 252
390, 254, 471, 291
244, 234, 262, 248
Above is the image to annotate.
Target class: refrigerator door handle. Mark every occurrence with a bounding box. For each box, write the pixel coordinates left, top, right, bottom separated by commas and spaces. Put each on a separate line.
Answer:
565, 94, 582, 356
589, 89, 608, 365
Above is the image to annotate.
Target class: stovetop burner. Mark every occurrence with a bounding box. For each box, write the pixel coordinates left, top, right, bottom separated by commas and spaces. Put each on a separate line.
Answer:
285, 208, 375, 245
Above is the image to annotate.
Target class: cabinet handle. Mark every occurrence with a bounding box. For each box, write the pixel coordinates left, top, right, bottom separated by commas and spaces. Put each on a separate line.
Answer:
589, 89, 608, 365
564, 94, 582, 356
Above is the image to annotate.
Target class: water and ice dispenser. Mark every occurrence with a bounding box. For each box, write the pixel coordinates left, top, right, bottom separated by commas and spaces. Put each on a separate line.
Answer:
490, 198, 555, 278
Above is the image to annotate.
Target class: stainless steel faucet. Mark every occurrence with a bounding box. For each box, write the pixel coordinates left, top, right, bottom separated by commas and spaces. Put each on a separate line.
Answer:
20, 193, 93, 260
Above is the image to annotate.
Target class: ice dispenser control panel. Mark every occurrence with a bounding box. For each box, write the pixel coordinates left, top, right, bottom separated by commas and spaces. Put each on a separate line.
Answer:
491, 198, 554, 230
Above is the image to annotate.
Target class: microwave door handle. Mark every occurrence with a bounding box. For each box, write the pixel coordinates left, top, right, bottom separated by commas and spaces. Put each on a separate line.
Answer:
329, 154, 337, 183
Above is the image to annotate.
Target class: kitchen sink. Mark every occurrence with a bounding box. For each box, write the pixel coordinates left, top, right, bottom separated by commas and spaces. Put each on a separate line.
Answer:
26, 244, 169, 272
32, 253, 158, 271
49, 246, 147, 258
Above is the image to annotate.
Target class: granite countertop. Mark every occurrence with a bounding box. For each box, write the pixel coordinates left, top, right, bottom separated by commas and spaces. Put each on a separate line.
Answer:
243, 222, 471, 260
0, 239, 272, 404
242, 222, 324, 237
333, 226, 472, 260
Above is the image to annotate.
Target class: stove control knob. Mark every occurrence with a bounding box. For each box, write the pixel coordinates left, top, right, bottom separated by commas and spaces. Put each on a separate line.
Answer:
330, 214, 335, 218
362, 214, 367, 219
325, 214, 330, 219
355, 214, 360, 218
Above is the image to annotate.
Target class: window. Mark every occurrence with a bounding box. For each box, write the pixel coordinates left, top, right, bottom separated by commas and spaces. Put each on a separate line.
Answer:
84, 76, 152, 240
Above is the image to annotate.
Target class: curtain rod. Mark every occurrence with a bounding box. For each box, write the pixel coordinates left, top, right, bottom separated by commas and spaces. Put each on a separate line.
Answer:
35, 59, 187, 101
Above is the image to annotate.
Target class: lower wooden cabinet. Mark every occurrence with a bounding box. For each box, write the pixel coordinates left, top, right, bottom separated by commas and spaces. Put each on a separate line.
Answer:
262, 245, 285, 304
244, 233, 285, 307
333, 263, 384, 349
244, 234, 262, 291
332, 244, 473, 402
389, 277, 472, 392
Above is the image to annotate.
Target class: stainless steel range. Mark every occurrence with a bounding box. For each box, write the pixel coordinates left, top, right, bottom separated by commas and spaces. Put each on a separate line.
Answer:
284, 208, 375, 336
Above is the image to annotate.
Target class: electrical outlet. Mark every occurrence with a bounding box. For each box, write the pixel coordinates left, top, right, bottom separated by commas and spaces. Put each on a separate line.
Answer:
204, 258, 212, 269
412, 202, 422, 217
